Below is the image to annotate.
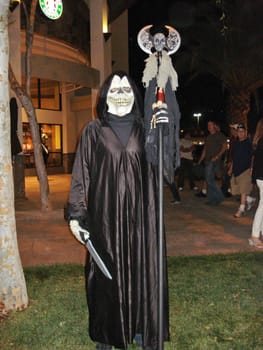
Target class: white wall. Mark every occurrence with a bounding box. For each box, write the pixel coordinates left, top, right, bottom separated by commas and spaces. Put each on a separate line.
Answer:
21, 108, 63, 124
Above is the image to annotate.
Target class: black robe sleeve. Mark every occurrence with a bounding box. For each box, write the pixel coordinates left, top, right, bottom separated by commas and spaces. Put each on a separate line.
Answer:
67, 120, 99, 228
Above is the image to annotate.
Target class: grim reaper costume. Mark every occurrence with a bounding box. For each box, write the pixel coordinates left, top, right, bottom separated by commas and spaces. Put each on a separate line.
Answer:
67, 72, 169, 350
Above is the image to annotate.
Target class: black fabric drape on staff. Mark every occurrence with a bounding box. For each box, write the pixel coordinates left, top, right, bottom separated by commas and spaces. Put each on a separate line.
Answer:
144, 78, 181, 184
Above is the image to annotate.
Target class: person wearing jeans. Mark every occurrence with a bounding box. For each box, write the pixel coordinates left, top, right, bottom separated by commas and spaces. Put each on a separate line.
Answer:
198, 120, 227, 205
205, 160, 225, 204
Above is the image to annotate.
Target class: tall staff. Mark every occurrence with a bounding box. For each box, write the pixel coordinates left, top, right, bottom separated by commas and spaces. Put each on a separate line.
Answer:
138, 24, 181, 350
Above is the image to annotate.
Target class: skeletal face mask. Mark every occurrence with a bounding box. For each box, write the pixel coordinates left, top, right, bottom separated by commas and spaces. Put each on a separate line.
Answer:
106, 75, 135, 117
153, 33, 166, 52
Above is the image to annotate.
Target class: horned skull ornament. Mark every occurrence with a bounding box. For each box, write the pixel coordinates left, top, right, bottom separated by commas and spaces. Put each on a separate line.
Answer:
137, 25, 181, 55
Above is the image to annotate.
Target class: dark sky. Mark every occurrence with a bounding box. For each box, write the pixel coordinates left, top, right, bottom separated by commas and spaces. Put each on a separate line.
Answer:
128, 0, 226, 132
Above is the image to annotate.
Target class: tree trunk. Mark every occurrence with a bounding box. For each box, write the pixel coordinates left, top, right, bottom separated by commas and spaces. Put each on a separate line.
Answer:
0, 0, 28, 316
10, 0, 50, 211
9, 66, 51, 211
227, 89, 251, 127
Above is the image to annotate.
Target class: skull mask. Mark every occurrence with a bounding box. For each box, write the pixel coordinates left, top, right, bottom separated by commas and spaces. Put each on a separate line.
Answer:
106, 75, 135, 117
153, 32, 166, 52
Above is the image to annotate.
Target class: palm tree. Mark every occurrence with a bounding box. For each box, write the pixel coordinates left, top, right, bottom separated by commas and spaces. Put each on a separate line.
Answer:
174, 0, 263, 127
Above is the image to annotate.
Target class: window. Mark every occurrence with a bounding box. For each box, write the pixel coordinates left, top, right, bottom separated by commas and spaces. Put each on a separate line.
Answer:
40, 80, 61, 110
22, 77, 61, 111
23, 123, 62, 168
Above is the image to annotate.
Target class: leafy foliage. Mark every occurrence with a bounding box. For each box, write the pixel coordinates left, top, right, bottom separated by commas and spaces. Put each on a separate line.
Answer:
173, 0, 263, 124
175, 0, 263, 90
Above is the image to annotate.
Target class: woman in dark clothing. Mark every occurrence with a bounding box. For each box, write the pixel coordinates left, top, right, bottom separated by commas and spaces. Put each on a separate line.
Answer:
249, 118, 263, 248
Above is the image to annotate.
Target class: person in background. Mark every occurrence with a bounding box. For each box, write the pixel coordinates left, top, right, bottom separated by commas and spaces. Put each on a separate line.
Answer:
195, 180, 207, 197
221, 123, 238, 197
248, 118, 263, 248
198, 120, 227, 205
165, 177, 181, 204
41, 135, 49, 166
229, 124, 254, 218
177, 130, 198, 191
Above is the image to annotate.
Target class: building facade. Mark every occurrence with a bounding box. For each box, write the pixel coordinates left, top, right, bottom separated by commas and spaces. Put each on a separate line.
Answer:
8, 0, 129, 195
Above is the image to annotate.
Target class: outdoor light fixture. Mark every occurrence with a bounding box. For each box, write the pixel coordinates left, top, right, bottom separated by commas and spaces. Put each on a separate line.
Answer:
193, 113, 202, 128
102, 1, 108, 33
102, 0, 111, 42
103, 32, 112, 42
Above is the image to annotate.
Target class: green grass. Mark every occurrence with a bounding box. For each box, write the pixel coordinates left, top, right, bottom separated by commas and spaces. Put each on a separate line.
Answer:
0, 253, 263, 349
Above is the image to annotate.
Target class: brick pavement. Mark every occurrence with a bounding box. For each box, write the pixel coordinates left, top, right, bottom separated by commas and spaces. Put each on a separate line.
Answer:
15, 175, 260, 267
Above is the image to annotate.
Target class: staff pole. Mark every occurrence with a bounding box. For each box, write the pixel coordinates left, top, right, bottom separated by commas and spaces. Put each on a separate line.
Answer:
137, 24, 181, 350
158, 121, 164, 350
156, 85, 166, 350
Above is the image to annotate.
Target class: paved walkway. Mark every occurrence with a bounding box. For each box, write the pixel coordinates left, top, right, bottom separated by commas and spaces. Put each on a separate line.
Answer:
15, 174, 260, 267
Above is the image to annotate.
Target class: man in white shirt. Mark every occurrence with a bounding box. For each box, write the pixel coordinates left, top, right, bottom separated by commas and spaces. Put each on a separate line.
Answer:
177, 130, 198, 191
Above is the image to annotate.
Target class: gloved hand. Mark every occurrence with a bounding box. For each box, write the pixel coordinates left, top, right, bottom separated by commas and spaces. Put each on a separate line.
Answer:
69, 219, 90, 245
152, 101, 169, 124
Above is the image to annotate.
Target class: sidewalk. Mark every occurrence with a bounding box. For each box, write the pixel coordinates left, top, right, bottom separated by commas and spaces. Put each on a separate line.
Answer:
15, 175, 260, 267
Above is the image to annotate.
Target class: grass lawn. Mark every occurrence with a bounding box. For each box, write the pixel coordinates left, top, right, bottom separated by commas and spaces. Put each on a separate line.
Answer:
0, 253, 262, 349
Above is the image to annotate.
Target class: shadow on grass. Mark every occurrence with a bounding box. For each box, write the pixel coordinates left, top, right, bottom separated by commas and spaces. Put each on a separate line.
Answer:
1, 253, 263, 349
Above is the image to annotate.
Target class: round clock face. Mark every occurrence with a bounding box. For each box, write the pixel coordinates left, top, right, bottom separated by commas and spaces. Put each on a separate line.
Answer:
39, 0, 63, 20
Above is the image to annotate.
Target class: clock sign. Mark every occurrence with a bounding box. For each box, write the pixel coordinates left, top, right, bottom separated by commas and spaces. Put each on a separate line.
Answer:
39, 0, 63, 20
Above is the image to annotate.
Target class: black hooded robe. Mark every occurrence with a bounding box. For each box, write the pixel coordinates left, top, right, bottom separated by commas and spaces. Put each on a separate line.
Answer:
67, 118, 169, 349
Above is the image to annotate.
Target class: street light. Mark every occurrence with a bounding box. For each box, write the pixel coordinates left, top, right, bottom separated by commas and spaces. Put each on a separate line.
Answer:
193, 113, 202, 129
